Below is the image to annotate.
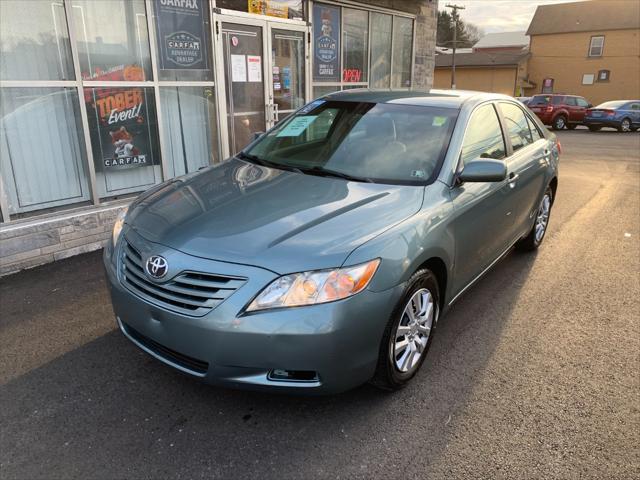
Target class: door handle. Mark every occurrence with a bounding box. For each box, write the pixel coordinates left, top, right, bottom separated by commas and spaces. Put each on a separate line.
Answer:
273, 103, 279, 123
508, 172, 519, 188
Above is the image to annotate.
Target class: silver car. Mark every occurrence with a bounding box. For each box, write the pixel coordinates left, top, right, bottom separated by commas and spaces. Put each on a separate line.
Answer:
104, 90, 560, 393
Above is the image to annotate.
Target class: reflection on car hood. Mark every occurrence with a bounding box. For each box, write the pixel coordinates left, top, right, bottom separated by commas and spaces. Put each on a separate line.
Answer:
126, 158, 424, 274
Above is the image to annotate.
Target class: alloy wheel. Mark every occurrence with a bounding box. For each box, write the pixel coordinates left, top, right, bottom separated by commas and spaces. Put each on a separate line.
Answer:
391, 288, 436, 373
535, 192, 551, 243
621, 119, 631, 132
555, 117, 566, 129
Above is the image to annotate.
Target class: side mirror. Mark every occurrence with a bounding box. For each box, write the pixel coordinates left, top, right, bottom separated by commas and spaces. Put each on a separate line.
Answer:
458, 159, 507, 183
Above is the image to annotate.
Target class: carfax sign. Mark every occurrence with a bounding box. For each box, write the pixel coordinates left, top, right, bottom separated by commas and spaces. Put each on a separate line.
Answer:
313, 3, 340, 82
155, 0, 209, 70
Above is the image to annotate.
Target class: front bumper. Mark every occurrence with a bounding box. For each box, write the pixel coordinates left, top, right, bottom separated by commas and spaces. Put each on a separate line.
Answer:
104, 229, 402, 394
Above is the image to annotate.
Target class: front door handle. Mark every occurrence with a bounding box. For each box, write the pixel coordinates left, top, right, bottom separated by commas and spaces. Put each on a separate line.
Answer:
508, 172, 519, 188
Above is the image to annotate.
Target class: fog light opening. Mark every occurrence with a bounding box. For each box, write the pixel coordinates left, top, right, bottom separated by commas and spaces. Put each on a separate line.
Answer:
268, 369, 319, 382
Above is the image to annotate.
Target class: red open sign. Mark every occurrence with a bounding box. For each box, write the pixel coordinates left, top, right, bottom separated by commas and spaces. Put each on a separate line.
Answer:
342, 69, 362, 83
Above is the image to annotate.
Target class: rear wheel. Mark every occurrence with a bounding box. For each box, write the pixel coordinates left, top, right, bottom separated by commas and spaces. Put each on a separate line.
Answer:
588, 125, 602, 132
370, 269, 439, 391
618, 118, 632, 132
552, 115, 566, 130
516, 186, 553, 252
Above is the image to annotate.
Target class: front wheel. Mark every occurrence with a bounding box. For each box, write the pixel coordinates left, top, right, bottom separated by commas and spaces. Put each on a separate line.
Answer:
516, 186, 553, 252
370, 269, 439, 391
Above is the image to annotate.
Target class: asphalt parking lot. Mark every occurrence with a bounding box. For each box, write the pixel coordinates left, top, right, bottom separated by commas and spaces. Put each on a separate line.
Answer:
1, 129, 639, 480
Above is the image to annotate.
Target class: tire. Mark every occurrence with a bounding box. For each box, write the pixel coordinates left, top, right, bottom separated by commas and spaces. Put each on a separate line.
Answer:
588, 125, 602, 132
618, 118, 632, 132
566, 123, 577, 130
370, 269, 440, 391
552, 115, 567, 130
516, 186, 553, 252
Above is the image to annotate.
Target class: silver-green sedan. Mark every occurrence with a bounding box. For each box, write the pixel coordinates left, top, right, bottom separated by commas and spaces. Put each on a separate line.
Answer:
104, 89, 560, 393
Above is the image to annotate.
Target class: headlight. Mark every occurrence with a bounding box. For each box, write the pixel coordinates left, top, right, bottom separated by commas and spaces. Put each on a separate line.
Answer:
112, 207, 128, 246
247, 259, 380, 311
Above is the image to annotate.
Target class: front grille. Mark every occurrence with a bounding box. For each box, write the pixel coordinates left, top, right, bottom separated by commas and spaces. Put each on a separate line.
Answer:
122, 321, 208, 375
120, 239, 246, 316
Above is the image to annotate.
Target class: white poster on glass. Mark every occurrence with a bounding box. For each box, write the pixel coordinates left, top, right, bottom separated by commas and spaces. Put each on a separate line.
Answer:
247, 55, 262, 82
231, 54, 247, 82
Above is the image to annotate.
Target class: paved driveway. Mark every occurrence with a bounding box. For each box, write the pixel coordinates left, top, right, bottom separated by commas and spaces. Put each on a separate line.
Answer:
1, 130, 638, 479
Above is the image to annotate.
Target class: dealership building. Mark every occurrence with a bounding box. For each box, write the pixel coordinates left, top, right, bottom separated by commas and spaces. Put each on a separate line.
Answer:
0, 0, 437, 275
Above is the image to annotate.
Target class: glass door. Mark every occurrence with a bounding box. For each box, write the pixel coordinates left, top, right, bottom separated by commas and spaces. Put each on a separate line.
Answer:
217, 16, 309, 155
268, 26, 307, 127
221, 22, 268, 154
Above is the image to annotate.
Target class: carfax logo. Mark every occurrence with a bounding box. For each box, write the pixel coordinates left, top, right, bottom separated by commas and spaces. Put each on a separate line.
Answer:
165, 32, 202, 67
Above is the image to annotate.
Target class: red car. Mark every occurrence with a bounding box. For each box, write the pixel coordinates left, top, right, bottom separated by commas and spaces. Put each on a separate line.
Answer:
527, 94, 593, 130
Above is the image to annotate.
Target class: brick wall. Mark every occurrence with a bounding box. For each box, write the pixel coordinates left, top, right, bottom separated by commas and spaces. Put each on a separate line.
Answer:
0, 203, 128, 276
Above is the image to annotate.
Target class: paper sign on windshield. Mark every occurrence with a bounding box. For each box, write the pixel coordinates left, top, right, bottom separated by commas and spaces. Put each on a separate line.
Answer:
277, 116, 317, 137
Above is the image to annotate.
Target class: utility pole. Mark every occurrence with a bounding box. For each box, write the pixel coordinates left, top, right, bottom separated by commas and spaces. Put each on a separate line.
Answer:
446, 3, 465, 89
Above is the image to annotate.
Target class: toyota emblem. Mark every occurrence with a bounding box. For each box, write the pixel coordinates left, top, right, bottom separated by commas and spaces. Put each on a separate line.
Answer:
145, 255, 168, 279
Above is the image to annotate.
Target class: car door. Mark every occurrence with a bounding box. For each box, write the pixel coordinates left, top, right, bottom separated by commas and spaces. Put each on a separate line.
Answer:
575, 97, 590, 122
564, 96, 579, 123
497, 102, 549, 240
627, 102, 640, 127
449, 103, 516, 297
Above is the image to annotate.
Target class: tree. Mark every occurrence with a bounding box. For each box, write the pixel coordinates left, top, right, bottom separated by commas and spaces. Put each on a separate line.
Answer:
437, 10, 483, 48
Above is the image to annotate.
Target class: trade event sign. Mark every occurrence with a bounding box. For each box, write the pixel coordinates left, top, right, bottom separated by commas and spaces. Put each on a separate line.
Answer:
85, 78, 158, 170
154, 0, 209, 70
313, 3, 340, 82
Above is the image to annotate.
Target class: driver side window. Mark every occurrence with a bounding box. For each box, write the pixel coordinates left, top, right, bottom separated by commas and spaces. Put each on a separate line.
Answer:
460, 104, 506, 167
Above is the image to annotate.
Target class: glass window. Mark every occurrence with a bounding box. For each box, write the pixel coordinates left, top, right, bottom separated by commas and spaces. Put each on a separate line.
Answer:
552, 96, 564, 105
0, 0, 75, 81
499, 103, 534, 153
526, 115, 542, 142
160, 87, 220, 178
218, 0, 304, 20
342, 8, 368, 83
71, 0, 152, 81
247, 101, 458, 183
370, 13, 392, 88
312, 3, 341, 83
460, 104, 506, 167
589, 36, 604, 57
152, 0, 213, 81
391, 16, 413, 88
0, 88, 90, 214
313, 85, 340, 99
565, 97, 577, 106
630, 103, 640, 110
576, 98, 590, 108
597, 69, 610, 82
84, 87, 162, 198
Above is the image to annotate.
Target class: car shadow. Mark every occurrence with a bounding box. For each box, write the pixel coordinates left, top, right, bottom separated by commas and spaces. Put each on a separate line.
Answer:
0, 249, 538, 479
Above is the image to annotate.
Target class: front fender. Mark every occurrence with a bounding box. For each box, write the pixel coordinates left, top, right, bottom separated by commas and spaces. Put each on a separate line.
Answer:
344, 182, 455, 302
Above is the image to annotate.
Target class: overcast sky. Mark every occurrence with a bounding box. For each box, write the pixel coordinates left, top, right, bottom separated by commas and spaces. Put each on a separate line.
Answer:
439, 0, 587, 34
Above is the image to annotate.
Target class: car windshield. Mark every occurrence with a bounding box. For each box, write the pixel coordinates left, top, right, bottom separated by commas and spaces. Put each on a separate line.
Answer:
595, 100, 627, 109
243, 100, 458, 184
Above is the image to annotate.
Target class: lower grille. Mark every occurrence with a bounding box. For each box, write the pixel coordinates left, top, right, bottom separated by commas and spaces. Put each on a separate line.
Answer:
120, 239, 246, 316
122, 322, 209, 375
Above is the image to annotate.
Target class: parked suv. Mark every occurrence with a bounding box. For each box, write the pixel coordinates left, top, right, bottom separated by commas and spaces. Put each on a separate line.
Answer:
528, 94, 592, 130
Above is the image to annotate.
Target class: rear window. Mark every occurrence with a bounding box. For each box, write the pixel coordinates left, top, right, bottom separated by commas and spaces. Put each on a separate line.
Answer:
530, 95, 552, 106
595, 100, 627, 109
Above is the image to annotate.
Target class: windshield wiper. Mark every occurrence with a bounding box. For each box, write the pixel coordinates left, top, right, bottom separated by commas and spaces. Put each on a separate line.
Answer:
301, 166, 374, 183
236, 151, 303, 174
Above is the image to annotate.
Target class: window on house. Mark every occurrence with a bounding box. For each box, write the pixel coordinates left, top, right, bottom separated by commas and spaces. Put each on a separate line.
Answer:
588, 36, 604, 57
582, 74, 595, 85
597, 69, 610, 82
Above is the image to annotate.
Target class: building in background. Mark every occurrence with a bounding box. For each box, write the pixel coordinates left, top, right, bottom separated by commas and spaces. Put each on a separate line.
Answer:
525, 0, 640, 105
0, 0, 438, 275
471, 31, 529, 53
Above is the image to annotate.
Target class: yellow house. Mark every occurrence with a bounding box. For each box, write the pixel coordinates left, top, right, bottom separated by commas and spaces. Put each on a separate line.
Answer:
525, 0, 640, 105
433, 51, 530, 96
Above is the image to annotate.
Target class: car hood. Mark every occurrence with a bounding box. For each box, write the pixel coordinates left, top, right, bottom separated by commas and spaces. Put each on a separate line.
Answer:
126, 158, 424, 274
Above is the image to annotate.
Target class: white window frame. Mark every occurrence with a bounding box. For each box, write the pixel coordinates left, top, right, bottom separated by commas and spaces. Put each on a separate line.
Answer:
588, 35, 604, 57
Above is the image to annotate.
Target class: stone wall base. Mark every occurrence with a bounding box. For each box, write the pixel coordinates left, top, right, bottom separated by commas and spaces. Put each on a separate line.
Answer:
0, 203, 129, 276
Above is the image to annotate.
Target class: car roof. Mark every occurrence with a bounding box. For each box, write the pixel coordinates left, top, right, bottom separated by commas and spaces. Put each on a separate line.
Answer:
320, 88, 514, 109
